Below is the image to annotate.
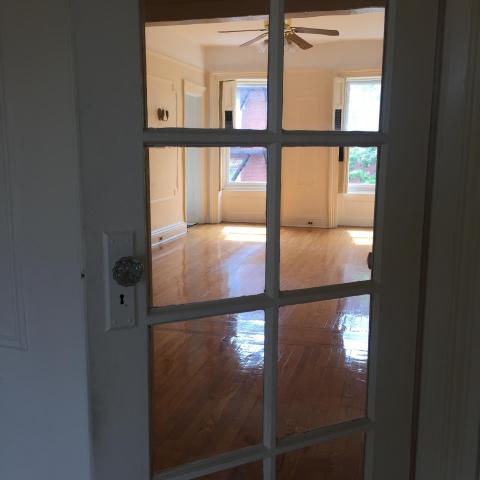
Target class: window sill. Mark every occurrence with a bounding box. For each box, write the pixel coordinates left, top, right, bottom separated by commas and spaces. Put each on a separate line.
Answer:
339, 192, 375, 202
345, 190, 375, 195
223, 184, 267, 193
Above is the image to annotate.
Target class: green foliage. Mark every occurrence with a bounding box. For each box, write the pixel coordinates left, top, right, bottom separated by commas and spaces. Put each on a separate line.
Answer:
348, 147, 377, 185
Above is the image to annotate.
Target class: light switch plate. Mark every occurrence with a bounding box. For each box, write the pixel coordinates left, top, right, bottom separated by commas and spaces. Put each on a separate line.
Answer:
103, 231, 137, 331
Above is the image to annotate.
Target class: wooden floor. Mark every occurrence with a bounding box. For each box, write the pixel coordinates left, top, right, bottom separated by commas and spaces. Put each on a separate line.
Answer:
151, 223, 372, 306
150, 224, 371, 477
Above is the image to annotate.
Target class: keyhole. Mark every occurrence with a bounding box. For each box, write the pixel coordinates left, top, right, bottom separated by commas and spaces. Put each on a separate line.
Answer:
120, 294, 125, 305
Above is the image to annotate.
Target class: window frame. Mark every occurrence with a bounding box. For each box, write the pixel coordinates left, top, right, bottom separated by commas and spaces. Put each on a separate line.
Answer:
344, 76, 382, 195
222, 79, 268, 191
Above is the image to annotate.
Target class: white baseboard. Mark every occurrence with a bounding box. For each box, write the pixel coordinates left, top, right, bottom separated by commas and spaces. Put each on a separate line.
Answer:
151, 221, 187, 247
281, 216, 329, 228
337, 217, 374, 228
221, 212, 266, 224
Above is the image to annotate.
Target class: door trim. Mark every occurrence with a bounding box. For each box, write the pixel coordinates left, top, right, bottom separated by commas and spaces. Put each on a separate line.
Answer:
415, 0, 480, 476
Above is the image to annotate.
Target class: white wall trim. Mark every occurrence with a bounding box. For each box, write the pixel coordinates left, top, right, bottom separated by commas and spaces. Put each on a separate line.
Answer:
151, 221, 187, 247
337, 216, 374, 228
328, 149, 339, 228
183, 79, 206, 97
221, 212, 266, 224
281, 216, 329, 228
146, 49, 205, 75
415, 0, 480, 477
0, 30, 27, 350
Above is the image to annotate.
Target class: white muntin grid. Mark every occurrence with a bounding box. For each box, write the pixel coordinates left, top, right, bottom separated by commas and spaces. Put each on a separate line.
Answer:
146, 1, 390, 479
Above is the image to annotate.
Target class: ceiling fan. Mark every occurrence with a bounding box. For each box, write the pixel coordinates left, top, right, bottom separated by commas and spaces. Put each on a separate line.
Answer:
218, 21, 339, 50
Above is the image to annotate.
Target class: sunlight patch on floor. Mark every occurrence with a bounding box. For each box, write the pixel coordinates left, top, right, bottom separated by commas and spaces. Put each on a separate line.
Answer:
347, 229, 373, 246
222, 225, 267, 242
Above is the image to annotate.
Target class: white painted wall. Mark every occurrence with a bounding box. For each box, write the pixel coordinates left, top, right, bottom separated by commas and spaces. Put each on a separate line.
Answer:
0, 1, 92, 480
145, 26, 206, 70
205, 39, 383, 72
221, 190, 266, 223
337, 193, 375, 227
146, 51, 209, 241
281, 147, 331, 227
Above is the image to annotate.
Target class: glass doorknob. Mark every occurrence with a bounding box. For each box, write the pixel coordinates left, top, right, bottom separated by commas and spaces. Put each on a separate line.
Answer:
112, 256, 144, 287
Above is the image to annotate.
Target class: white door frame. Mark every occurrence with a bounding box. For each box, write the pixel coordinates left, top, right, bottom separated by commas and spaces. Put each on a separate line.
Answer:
73, 0, 441, 479
415, 0, 480, 477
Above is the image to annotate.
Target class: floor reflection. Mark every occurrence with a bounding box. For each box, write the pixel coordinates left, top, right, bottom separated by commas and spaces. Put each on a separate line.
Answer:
277, 295, 370, 438
150, 311, 265, 472
151, 224, 372, 306
150, 297, 370, 474
230, 312, 265, 372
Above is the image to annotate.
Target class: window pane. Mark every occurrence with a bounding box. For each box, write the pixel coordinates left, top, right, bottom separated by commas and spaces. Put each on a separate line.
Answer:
150, 311, 265, 473
199, 462, 263, 479
348, 147, 378, 193
345, 80, 382, 131
143, 1, 269, 129
227, 147, 267, 184
278, 296, 370, 438
276, 433, 365, 479
282, 6, 385, 131
236, 81, 268, 130
280, 147, 376, 290
148, 147, 266, 307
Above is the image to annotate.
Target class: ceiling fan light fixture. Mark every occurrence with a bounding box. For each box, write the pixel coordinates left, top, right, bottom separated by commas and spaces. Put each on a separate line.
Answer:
219, 18, 339, 51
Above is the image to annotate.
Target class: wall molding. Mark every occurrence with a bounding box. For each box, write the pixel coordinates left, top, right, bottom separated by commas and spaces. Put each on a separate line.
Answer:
151, 221, 187, 247
281, 216, 329, 228
146, 49, 205, 75
221, 212, 266, 224
328, 148, 339, 227
0, 31, 27, 350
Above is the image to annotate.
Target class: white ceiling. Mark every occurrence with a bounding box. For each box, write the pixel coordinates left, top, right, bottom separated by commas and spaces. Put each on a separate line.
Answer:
152, 12, 384, 47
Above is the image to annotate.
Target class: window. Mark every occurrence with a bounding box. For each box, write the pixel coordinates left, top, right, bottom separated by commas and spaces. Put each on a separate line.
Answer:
227, 146, 267, 186
344, 77, 381, 194
224, 80, 267, 189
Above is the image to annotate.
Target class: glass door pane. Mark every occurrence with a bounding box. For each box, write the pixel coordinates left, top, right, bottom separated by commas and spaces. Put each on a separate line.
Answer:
282, 5, 385, 131
150, 311, 265, 473
278, 296, 370, 438
143, 0, 269, 129
280, 147, 377, 290
147, 146, 267, 306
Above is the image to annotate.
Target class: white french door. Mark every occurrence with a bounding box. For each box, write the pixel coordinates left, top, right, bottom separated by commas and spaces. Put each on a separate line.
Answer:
73, 0, 440, 478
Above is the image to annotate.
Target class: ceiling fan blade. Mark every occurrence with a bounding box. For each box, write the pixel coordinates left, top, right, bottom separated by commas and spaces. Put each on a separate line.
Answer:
240, 32, 268, 47
288, 33, 313, 50
218, 28, 267, 33
293, 27, 340, 36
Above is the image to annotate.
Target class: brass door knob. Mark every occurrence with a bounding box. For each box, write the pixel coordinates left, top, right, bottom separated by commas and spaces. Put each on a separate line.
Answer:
112, 256, 144, 287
